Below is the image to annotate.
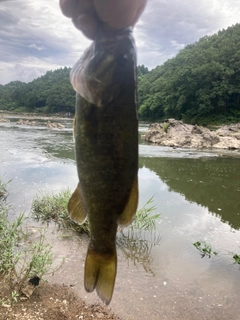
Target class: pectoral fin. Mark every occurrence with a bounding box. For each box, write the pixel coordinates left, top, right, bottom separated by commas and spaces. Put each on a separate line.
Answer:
68, 183, 87, 224
118, 175, 138, 227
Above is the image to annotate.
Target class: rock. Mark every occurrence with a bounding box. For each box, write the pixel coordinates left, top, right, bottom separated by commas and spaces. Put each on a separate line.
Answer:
16, 119, 38, 126
16, 119, 24, 125
144, 120, 240, 149
46, 121, 65, 129
0, 117, 10, 122
21, 283, 36, 298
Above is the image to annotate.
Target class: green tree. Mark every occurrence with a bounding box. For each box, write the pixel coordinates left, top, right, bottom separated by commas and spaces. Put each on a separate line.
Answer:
138, 23, 240, 124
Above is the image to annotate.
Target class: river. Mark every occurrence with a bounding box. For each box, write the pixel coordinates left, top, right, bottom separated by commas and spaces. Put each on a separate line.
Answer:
0, 118, 240, 319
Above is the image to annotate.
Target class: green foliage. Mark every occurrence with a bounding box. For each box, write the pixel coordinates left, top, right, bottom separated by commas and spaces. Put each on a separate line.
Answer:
138, 23, 240, 124
0, 207, 63, 303
32, 189, 160, 235
162, 122, 170, 133
0, 209, 25, 275
0, 64, 149, 115
137, 65, 149, 77
0, 179, 8, 199
2, 23, 240, 124
18, 230, 58, 281
233, 254, 240, 264
0, 81, 21, 111
31, 189, 161, 274
0, 179, 64, 304
0, 67, 75, 114
130, 196, 160, 231
194, 241, 240, 268
193, 241, 218, 258
31, 189, 90, 234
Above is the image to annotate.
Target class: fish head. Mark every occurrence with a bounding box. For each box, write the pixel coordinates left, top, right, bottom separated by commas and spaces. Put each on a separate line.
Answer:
70, 27, 136, 107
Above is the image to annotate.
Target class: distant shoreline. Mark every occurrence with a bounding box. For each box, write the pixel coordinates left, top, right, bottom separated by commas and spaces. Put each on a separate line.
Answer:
0, 110, 73, 121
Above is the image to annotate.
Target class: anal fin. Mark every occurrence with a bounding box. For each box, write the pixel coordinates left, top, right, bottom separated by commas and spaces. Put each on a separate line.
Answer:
118, 175, 138, 227
68, 183, 87, 224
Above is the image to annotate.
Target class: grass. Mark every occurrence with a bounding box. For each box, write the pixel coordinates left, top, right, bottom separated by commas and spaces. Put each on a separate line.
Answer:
130, 196, 160, 231
31, 190, 160, 235
31, 188, 89, 234
0, 178, 64, 305
0, 208, 64, 304
162, 122, 170, 133
31, 189, 161, 274
0, 179, 8, 200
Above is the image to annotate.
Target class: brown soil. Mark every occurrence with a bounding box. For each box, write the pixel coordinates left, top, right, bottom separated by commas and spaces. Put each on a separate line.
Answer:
0, 283, 120, 320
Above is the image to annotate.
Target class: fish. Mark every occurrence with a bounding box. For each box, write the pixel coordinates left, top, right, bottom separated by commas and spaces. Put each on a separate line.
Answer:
68, 27, 138, 305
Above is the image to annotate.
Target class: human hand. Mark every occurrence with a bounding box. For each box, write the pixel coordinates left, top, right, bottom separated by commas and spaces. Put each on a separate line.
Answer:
59, 0, 147, 39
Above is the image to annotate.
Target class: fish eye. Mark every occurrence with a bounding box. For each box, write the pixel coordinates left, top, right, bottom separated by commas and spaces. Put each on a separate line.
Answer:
116, 55, 128, 66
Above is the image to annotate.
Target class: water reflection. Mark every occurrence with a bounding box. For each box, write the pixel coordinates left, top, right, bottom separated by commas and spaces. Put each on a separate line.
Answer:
39, 131, 75, 161
117, 229, 160, 276
1, 122, 239, 230
139, 157, 240, 230
1, 120, 240, 318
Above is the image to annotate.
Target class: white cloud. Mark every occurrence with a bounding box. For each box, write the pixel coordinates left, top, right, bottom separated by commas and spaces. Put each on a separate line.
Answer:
28, 44, 46, 51
0, 0, 240, 83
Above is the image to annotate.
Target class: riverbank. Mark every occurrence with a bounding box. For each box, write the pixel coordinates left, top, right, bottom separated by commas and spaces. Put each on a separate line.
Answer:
0, 110, 73, 121
0, 183, 119, 320
142, 119, 240, 149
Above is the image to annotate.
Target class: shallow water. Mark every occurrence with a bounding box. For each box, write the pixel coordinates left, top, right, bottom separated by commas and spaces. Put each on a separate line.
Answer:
1, 119, 240, 319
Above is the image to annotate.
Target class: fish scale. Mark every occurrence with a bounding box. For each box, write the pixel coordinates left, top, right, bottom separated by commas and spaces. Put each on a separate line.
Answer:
68, 27, 138, 305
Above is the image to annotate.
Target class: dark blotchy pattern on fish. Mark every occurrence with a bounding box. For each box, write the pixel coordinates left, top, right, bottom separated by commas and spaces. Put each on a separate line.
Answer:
68, 27, 138, 305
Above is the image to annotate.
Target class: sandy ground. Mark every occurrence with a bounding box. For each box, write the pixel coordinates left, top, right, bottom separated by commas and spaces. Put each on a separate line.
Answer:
0, 282, 120, 320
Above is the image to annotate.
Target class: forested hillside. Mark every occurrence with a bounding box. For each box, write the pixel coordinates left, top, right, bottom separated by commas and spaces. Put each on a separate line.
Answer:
1, 23, 240, 124
0, 65, 148, 115
0, 67, 75, 114
138, 23, 240, 124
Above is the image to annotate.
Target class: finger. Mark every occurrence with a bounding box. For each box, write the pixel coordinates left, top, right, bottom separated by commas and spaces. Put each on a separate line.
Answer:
59, 0, 78, 18
72, 13, 98, 39
93, 0, 147, 29
60, 0, 95, 19
131, 0, 147, 27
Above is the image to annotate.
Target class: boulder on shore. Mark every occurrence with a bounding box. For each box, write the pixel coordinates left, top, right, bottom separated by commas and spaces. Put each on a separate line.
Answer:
46, 121, 65, 129
16, 119, 38, 126
142, 119, 240, 149
0, 117, 10, 123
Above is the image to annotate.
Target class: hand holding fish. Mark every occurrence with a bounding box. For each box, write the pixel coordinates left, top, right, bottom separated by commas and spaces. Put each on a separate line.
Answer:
59, 0, 147, 39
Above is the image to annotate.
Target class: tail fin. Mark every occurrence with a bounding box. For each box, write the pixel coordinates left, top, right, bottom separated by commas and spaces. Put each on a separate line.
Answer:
84, 247, 117, 305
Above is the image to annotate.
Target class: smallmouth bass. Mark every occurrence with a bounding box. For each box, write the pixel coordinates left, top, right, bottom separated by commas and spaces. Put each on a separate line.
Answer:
68, 27, 138, 305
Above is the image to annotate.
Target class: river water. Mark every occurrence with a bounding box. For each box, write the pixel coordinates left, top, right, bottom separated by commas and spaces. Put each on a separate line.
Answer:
0, 118, 240, 319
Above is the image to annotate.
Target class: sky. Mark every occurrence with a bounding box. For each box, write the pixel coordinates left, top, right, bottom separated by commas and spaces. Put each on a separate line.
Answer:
0, 0, 240, 85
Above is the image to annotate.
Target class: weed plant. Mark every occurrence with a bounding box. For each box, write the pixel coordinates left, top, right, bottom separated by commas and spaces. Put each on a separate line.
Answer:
233, 254, 240, 264
0, 179, 64, 304
130, 196, 160, 231
31, 189, 89, 234
193, 241, 218, 258
31, 189, 161, 274
193, 240, 240, 268
0, 179, 8, 200
31, 190, 160, 235
162, 122, 170, 133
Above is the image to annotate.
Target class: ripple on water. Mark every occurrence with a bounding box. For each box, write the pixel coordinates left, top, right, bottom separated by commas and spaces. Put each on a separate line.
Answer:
1, 121, 240, 319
